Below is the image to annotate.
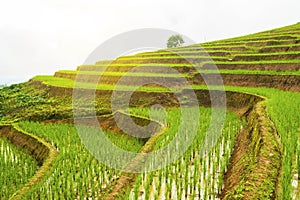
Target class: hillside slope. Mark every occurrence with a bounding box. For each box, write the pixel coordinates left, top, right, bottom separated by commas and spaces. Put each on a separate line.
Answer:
0, 23, 300, 199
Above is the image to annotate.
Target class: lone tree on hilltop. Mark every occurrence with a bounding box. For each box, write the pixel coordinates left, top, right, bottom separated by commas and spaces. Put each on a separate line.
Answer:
167, 34, 185, 48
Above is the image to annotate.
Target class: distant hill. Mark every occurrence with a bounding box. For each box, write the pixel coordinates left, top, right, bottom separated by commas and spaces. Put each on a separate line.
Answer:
0, 84, 6, 89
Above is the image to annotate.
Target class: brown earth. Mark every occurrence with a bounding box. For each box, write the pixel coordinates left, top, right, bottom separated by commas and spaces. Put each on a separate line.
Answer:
30, 80, 263, 112
69, 65, 196, 73
220, 101, 282, 199
55, 72, 188, 86
44, 112, 161, 142
202, 63, 300, 71
232, 53, 300, 61
193, 73, 300, 92
54, 71, 300, 92
227, 35, 298, 43
0, 125, 59, 200
0, 126, 50, 165
104, 126, 166, 200
259, 45, 300, 53
111, 57, 226, 64
207, 39, 299, 47
25, 80, 283, 199
131, 51, 232, 57
77, 62, 300, 73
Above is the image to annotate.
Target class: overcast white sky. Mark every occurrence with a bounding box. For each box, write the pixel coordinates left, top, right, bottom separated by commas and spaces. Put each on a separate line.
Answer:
0, 0, 300, 85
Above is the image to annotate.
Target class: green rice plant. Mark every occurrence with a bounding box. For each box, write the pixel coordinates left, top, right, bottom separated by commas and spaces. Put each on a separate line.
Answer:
117, 55, 228, 60
202, 59, 300, 65
56, 70, 191, 78
33, 76, 172, 92
0, 136, 38, 199
201, 39, 295, 47
127, 107, 243, 199
17, 121, 144, 199
219, 34, 299, 43
258, 43, 300, 49
219, 86, 300, 199
234, 51, 300, 57
135, 49, 242, 56
197, 69, 300, 75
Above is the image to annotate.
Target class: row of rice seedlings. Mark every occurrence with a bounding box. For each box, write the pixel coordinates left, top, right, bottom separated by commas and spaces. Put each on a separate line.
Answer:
80, 63, 199, 67
134, 50, 242, 57
201, 38, 296, 47
196, 69, 300, 76
85, 58, 300, 69
227, 24, 300, 36
231, 53, 300, 62
202, 59, 300, 65
127, 107, 243, 199
206, 24, 300, 43
218, 33, 299, 43
77, 59, 300, 69
267, 24, 300, 32
17, 122, 145, 199
233, 51, 300, 57
56, 70, 190, 78
134, 50, 300, 62
116, 55, 228, 60
32, 76, 172, 92
172, 43, 300, 54
258, 43, 300, 51
60, 69, 300, 77
0, 136, 38, 199
68, 60, 300, 77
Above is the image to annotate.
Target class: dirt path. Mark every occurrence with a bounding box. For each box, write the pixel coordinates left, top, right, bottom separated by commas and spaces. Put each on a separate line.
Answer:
104, 126, 166, 200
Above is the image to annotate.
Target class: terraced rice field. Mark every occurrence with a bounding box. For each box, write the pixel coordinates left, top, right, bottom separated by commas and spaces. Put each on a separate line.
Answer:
0, 136, 38, 199
1, 22, 300, 199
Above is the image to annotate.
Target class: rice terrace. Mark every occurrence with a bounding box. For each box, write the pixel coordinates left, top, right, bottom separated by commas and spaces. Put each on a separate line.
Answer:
1, 22, 300, 200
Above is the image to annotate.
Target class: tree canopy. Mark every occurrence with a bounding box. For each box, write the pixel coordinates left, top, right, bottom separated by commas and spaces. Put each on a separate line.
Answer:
167, 34, 185, 48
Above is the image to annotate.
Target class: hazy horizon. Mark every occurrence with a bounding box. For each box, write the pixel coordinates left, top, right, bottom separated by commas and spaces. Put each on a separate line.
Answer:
1, 0, 300, 85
